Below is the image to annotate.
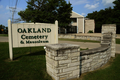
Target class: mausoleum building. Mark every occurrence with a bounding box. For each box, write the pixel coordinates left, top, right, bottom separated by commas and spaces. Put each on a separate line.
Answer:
65, 11, 95, 33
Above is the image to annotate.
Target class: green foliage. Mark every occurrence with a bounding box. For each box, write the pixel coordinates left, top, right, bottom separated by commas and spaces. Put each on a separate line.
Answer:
86, 0, 120, 34
88, 30, 93, 33
0, 24, 8, 34
18, 0, 72, 28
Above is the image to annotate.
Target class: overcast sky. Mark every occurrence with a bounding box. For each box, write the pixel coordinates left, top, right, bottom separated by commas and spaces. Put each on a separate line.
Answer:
0, 0, 115, 26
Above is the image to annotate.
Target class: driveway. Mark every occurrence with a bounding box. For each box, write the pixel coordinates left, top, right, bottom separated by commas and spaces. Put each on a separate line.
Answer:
0, 37, 8, 42
59, 40, 120, 54
0, 37, 120, 54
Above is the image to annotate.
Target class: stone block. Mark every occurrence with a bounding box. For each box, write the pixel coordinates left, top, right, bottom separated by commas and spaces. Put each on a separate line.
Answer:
59, 69, 63, 73
59, 74, 68, 79
58, 53, 68, 57
46, 49, 57, 57
46, 56, 58, 67
59, 59, 71, 64
81, 67, 89, 73
81, 59, 92, 65
72, 56, 78, 60
73, 69, 80, 76
71, 59, 78, 62
91, 62, 97, 66
92, 56, 99, 60
82, 63, 90, 68
47, 64, 59, 74
68, 52, 80, 57
46, 52, 55, 59
63, 66, 79, 72
68, 62, 80, 67
55, 56, 68, 60
55, 71, 72, 77
59, 64, 68, 67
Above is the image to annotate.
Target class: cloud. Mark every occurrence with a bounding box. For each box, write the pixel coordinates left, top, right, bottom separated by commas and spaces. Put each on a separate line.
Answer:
0, 5, 3, 9
84, 3, 99, 9
102, 0, 115, 7
69, 0, 89, 5
6, 5, 9, 10
80, 13, 86, 16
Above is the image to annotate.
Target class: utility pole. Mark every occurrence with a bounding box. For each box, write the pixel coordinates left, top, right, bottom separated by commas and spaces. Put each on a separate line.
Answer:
9, 7, 16, 23
9, 0, 18, 23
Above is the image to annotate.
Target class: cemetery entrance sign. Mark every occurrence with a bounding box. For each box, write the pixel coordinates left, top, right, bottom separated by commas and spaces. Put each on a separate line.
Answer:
8, 20, 58, 60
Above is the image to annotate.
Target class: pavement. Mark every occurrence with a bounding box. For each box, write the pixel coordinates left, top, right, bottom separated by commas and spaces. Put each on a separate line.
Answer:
0, 37, 8, 42
0, 36, 120, 54
59, 41, 120, 54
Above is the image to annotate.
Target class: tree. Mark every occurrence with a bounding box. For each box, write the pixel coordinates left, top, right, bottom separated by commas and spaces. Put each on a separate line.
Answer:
0, 24, 5, 34
113, 0, 120, 33
86, 0, 120, 33
4, 27, 8, 34
18, 0, 72, 28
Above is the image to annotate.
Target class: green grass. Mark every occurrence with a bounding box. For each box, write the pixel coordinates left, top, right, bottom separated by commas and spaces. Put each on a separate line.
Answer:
80, 48, 89, 51
59, 38, 100, 43
0, 34, 8, 37
0, 34, 120, 44
80, 54, 120, 80
0, 42, 52, 80
116, 38, 120, 44
0, 42, 120, 80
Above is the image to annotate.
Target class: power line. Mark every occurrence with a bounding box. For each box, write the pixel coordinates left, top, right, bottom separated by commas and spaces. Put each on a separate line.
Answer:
9, 0, 19, 23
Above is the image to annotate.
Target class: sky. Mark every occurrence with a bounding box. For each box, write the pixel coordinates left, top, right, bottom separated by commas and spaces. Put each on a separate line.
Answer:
0, 0, 116, 27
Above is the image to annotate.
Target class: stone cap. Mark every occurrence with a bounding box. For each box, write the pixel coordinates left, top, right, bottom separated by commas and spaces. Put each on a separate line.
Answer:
102, 24, 116, 27
80, 46, 110, 56
45, 43, 80, 50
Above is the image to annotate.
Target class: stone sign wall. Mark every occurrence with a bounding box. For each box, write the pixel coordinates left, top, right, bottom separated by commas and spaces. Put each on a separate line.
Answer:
45, 24, 116, 80
45, 44, 80, 80
102, 24, 116, 57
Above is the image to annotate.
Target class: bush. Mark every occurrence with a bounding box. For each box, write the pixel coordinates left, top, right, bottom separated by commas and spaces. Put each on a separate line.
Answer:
88, 30, 93, 33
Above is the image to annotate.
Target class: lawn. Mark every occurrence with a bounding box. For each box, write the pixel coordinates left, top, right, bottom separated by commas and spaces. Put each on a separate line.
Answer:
0, 34, 120, 44
0, 42, 120, 80
0, 34, 8, 37
59, 38, 100, 43
116, 38, 120, 44
0, 42, 52, 80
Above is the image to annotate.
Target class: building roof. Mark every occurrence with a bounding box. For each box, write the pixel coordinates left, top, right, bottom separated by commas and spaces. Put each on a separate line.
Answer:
70, 11, 84, 18
84, 18, 94, 20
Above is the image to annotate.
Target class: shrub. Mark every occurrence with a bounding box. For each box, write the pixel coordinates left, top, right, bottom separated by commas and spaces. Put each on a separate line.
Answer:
88, 30, 93, 33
